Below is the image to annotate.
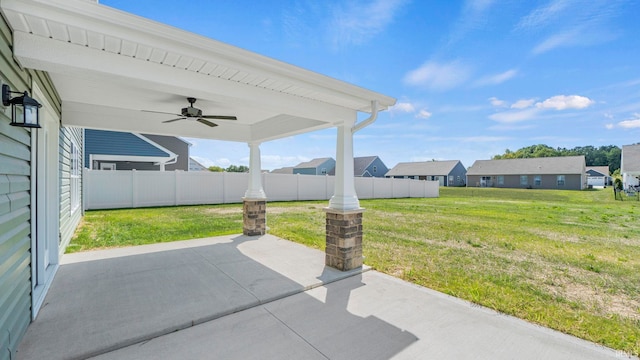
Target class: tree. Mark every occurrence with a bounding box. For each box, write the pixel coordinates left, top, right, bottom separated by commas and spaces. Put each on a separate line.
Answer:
492, 144, 621, 173
226, 165, 249, 173
208, 166, 224, 172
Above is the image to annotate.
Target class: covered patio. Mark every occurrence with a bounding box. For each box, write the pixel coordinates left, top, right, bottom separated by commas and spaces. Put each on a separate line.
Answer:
2, 0, 395, 272
15, 234, 625, 360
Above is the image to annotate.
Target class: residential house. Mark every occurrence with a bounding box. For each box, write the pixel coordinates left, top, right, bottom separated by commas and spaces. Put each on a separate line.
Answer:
586, 166, 610, 188
385, 160, 467, 186
328, 156, 389, 177
466, 156, 586, 190
293, 157, 336, 175
0, 1, 395, 357
621, 144, 640, 189
84, 129, 190, 171
188, 157, 208, 171
271, 166, 294, 174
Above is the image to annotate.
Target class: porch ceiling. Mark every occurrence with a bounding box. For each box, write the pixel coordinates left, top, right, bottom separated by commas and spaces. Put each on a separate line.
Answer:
1, 0, 395, 143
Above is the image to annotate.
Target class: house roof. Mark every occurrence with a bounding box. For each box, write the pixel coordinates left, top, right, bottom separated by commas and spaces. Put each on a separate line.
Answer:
586, 166, 610, 177
1, 0, 395, 143
354, 156, 379, 175
622, 144, 640, 174
294, 158, 334, 169
467, 156, 585, 176
385, 160, 461, 177
327, 156, 381, 176
270, 167, 294, 174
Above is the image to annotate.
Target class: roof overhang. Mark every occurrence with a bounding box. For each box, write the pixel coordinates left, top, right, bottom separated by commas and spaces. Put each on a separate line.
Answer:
1, 0, 396, 143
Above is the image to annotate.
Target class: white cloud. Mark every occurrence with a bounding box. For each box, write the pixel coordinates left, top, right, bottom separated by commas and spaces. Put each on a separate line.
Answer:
618, 113, 640, 129
391, 102, 415, 113
605, 123, 614, 130
474, 69, 518, 86
535, 95, 594, 110
416, 109, 432, 119
330, 0, 408, 47
489, 108, 541, 123
618, 120, 640, 129
532, 28, 581, 54
603, 112, 614, 120
404, 60, 472, 91
517, 0, 570, 30
488, 97, 507, 107
449, 0, 497, 43
511, 98, 536, 109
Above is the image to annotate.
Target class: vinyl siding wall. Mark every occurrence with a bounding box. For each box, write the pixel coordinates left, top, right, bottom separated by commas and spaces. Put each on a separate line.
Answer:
59, 127, 83, 250
449, 162, 467, 187
0, 16, 34, 360
467, 174, 584, 190
0, 15, 62, 359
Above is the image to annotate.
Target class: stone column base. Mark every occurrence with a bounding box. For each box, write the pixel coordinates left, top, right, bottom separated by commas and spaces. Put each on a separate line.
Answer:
243, 199, 266, 236
324, 208, 364, 271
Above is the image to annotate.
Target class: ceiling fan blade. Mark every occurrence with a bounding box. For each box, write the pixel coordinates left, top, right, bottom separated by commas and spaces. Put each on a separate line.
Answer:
197, 118, 218, 127
142, 110, 182, 116
162, 118, 185, 123
201, 115, 237, 121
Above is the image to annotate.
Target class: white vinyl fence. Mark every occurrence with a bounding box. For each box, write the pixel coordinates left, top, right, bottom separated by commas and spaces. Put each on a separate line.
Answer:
83, 170, 439, 210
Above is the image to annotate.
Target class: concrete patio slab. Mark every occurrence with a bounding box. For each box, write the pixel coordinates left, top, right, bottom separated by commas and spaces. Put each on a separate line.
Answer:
16, 234, 635, 360
16, 234, 365, 360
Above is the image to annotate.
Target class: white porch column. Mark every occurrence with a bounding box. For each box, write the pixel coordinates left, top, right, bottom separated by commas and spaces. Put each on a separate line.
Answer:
244, 142, 266, 199
325, 119, 364, 271
243, 142, 267, 236
328, 120, 360, 211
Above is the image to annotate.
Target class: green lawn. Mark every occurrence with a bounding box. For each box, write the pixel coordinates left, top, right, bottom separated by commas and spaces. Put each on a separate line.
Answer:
70, 187, 640, 355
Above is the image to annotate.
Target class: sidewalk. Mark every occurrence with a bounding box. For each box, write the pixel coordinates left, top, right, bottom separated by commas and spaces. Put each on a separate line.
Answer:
16, 234, 635, 359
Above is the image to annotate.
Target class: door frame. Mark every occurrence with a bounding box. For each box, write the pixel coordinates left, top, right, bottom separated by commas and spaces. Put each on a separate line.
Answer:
30, 82, 61, 318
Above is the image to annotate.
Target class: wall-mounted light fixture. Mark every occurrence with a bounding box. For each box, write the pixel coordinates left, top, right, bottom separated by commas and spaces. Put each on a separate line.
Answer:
2, 84, 42, 128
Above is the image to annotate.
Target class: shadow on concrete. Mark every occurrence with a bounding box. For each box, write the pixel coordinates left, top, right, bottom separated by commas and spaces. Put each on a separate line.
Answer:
16, 235, 417, 360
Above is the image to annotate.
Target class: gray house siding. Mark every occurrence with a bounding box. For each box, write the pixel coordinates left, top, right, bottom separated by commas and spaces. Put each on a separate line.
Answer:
362, 157, 388, 177
84, 129, 170, 170
143, 134, 189, 171
59, 127, 83, 250
0, 15, 62, 358
467, 174, 583, 190
293, 158, 335, 175
448, 162, 467, 186
1, 16, 35, 360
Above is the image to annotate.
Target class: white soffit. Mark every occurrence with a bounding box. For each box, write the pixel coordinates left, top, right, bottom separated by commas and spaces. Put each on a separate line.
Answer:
1, 0, 396, 143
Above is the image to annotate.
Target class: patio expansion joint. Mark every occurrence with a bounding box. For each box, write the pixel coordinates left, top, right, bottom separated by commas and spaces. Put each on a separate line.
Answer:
263, 306, 331, 360
89, 264, 371, 359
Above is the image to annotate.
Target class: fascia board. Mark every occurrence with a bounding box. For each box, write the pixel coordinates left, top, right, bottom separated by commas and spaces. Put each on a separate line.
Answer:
91, 154, 172, 163
133, 133, 177, 159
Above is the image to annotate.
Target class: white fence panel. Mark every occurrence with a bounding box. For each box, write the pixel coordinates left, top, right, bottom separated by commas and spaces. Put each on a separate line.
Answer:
263, 173, 299, 201
371, 177, 393, 198
355, 177, 374, 199
298, 175, 330, 200
134, 171, 176, 207
177, 172, 225, 205
393, 179, 411, 198
223, 172, 249, 203
84, 170, 439, 210
84, 170, 133, 209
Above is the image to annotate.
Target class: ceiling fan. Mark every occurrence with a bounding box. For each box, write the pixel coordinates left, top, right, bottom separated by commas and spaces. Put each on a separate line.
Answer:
142, 97, 237, 127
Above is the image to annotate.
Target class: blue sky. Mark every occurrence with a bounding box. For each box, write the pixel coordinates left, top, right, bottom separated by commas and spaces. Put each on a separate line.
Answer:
101, 0, 640, 170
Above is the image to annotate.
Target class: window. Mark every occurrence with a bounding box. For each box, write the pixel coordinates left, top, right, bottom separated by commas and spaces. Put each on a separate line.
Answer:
373, 166, 377, 173
557, 175, 565, 186
520, 175, 528, 186
534, 175, 541, 186
497, 176, 504, 185
449, 175, 454, 183
70, 140, 81, 212
321, 168, 327, 175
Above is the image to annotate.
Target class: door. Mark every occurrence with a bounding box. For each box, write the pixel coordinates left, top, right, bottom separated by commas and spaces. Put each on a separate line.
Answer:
30, 83, 60, 317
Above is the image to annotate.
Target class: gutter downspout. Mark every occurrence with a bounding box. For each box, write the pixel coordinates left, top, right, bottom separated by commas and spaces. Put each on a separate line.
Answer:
352, 100, 379, 134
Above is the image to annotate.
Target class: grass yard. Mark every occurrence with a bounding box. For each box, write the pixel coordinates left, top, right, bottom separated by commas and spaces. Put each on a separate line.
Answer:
71, 187, 640, 355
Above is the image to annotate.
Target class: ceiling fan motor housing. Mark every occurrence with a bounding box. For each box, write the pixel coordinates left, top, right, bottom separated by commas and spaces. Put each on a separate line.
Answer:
182, 106, 202, 117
